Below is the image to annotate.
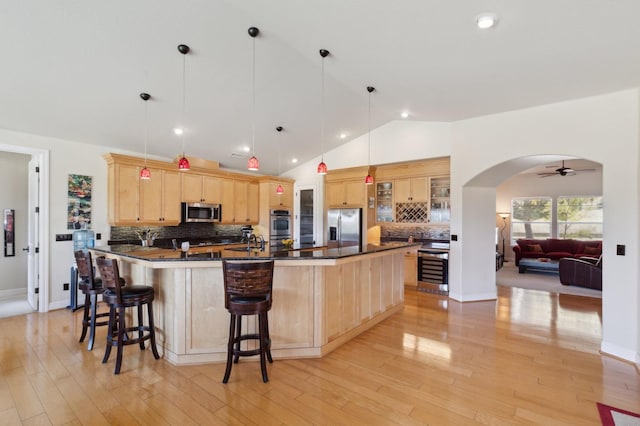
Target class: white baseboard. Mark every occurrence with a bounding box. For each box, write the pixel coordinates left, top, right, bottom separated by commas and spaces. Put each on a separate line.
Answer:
0, 288, 27, 300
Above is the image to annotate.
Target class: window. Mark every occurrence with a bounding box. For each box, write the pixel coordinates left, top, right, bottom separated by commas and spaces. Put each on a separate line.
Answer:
557, 196, 602, 240
511, 197, 552, 240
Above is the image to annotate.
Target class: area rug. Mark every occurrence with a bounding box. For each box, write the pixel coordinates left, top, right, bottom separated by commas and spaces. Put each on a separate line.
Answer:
496, 263, 602, 299
597, 402, 640, 425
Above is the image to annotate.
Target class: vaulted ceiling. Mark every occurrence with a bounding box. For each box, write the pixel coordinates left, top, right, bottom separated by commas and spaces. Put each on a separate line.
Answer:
2, 1, 639, 175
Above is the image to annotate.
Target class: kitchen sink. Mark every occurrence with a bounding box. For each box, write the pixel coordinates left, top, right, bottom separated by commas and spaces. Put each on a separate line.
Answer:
225, 247, 264, 252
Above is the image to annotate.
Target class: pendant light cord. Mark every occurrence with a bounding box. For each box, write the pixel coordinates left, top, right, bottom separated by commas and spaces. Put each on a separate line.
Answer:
181, 52, 186, 156
144, 99, 149, 167
320, 55, 325, 162
368, 89, 371, 166
252, 36, 256, 157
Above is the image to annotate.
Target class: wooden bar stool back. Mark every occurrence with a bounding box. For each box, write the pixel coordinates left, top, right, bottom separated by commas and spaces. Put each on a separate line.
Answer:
222, 260, 274, 383
95, 257, 160, 374
74, 250, 123, 351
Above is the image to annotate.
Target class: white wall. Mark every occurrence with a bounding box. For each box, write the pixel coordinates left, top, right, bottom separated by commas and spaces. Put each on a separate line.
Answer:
0, 128, 171, 310
289, 89, 640, 363
496, 168, 603, 261
0, 152, 29, 295
451, 89, 639, 363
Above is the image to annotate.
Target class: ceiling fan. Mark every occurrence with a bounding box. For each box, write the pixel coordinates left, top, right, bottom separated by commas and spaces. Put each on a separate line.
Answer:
537, 160, 596, 178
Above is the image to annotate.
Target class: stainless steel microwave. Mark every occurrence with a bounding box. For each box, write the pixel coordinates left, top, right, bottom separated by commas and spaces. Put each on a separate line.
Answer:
181, 202, 222, 223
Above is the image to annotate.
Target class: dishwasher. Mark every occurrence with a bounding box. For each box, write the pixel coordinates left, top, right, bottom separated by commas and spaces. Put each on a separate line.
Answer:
417, 245, 449, 295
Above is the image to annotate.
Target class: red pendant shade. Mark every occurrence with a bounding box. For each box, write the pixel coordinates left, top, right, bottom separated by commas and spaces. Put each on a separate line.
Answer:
178, 155, 190, 171
247, 156, 259, 171
140, 167, 151, 180
276, 184, 284, 194
365, 174, 374, 185
317, 161, 328, 175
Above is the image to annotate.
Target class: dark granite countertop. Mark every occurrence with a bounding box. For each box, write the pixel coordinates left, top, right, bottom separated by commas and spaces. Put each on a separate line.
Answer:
91, 241, 419, 262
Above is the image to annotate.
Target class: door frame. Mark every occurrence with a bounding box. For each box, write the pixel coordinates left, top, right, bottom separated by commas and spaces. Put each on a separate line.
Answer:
0, 144, 49, 312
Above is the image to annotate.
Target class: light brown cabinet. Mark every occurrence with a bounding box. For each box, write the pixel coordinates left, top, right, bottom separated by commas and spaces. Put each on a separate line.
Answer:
326, 180, 366, 207
106, 161, 180, 225
181, 174, 222, 204
263, 181, 293, 209
221, 179, 259, 224
140, 168, 181, 224
395, 177, 428, 202
403, 252, 417, 288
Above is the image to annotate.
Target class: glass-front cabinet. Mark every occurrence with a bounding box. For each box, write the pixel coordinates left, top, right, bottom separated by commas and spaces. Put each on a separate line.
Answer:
429, 177, 450, 223
375, 182, 394, 222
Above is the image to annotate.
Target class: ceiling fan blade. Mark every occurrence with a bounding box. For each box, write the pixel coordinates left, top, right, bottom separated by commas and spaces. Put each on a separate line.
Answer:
538, 172, 557, 177
574, 168, 596, 172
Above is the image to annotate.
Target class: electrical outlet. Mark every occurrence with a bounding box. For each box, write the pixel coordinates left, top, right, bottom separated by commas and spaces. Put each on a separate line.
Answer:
451, 235, 458, 241
617, 244, 625, 256
96, 233, 102, 240
63, 283, 69, 291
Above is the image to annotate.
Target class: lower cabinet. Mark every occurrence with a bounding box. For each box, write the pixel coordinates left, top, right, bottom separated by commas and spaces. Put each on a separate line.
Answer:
403, 251, 417, 289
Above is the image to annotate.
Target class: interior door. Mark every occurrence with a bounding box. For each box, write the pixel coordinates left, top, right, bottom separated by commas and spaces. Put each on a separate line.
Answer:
27, 157, 40, 310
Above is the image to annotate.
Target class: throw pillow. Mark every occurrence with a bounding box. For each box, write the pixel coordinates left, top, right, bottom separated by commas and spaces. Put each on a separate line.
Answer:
528, 244, 543, 252
584, 246, 600, 254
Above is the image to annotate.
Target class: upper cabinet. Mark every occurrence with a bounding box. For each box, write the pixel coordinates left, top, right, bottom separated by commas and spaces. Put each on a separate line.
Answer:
104, 153, 267, 227
140, 168, 182, 225
260, 180, 294, 210
221, 179, 259, 224
375, 182, 393, 223
181, 174, 222, 204
105, 159, 181, 226
325, 166, 371, 208
373, 157, 450, 224
394, 177, 429, 202
429, 176, 450, 223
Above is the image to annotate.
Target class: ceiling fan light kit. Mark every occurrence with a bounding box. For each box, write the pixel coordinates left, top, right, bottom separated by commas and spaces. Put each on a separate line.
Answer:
537, 160, 596, 177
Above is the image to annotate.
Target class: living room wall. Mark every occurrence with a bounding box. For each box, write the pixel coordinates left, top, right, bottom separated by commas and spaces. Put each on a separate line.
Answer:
496, 166, 603, 261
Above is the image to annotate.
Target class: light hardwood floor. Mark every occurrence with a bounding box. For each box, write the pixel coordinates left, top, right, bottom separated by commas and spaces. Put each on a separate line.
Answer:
0, 287, 637, 425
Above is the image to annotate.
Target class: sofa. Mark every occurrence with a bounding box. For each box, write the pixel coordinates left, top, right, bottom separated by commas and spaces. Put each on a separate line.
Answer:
512, 238, 602, 266
559, 256, 602, 290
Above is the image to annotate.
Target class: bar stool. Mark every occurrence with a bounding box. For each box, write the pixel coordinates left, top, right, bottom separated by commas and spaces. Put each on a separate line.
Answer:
222, 260, 274, 383
95, 257, 160, 374
74, 250, 124, 351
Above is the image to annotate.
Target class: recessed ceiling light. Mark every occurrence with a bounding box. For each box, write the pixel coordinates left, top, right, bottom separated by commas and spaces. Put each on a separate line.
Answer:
291, 158, 298, 164
476, 13, 498, 29
340, 133, 347, 139
401, 112, 409, 119
173, 127, 184, 136
242, 146, 250, 152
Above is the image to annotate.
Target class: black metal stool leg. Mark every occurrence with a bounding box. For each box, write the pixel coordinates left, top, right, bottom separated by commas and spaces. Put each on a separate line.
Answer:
87, 293, 98, 351
147, 301, 160, 359
223, 314, 237, 383
79, 293, 90, 343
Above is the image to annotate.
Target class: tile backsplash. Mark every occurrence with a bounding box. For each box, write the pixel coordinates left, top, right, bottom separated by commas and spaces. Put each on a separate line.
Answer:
110, 223, 245, 242
380, 224, 449, 241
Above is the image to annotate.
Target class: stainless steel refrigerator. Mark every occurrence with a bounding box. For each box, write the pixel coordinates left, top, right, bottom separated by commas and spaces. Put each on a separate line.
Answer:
327, 208, 362, 249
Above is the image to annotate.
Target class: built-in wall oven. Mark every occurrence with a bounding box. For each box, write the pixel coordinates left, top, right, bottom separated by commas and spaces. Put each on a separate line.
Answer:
418, 243, 449, 295
270, 209, 292, 247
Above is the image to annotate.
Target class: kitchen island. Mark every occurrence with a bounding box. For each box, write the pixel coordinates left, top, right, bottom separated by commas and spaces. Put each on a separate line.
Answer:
91, 242, 417, 365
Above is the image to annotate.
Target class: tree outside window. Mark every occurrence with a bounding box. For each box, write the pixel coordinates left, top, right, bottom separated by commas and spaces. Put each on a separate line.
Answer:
511, 198, 552, 240
557, 196, 602, 240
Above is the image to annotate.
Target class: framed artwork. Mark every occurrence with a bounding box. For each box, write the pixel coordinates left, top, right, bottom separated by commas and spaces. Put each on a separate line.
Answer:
4, 209, 15, 257
67, 174, 92, 229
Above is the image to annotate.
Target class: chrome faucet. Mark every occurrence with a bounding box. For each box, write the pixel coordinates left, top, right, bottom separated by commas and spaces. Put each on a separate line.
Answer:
247, 234, 265, 251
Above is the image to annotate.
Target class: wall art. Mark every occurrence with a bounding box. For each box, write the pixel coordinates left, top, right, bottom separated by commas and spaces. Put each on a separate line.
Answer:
67, 174, 92, 229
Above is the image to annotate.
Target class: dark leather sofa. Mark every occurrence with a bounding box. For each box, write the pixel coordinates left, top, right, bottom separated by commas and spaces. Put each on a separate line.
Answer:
559, 256, 602, 290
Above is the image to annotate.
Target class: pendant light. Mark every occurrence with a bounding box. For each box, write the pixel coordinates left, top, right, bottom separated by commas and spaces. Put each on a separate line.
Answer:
317, 48, 330, 175
365, 86, 375, 185
139, 92, 152, 180
177, 44, 190, 171
247, 27, 260, 171
276, 126, 284, 194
